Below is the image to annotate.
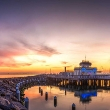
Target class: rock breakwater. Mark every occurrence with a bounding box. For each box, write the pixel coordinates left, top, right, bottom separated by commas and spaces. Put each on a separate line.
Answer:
0, 74, 47, 110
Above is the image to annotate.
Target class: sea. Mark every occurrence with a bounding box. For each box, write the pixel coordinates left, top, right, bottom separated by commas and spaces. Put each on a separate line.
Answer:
24, 85, 110, 110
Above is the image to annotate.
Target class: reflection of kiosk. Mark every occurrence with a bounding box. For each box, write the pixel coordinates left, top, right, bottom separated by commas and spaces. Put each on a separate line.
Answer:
81, 90, 97, 99
74, 90, 97, 103
74, 60, 97, 75
80, 96, 91, 103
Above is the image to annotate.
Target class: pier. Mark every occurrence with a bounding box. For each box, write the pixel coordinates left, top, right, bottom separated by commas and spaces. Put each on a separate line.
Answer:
47, 74, 110, 89
0, 73, 110, 109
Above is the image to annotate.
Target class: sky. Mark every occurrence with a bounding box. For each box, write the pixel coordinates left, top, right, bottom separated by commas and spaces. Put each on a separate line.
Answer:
0, 0, 110, 74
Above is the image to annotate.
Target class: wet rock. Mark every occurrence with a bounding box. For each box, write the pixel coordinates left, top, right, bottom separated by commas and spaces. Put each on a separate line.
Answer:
11, 96, 18, 101
10, 103, 19, 110
0, 80, 3, 83
0, 96, 10, 110
5, 94, 11, 102
1, 92, 6, 96
0, 77, 31, 110
11, 101, 27, 110
11, 88, 16, 92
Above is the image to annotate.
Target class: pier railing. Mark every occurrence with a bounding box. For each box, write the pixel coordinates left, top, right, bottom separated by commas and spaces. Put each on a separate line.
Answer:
47, 74, 110, 80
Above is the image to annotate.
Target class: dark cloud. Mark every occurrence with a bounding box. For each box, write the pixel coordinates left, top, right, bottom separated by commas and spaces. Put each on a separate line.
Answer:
36, 45, 60, 57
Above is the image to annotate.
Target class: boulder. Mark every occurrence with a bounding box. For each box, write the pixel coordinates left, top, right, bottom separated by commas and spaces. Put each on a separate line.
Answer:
1, 92, 6, 96
10, 88, 16, 92
0, 96, 10, 110
11, 101, 27, 110
11, 96, 18, 101
9, 103, 19, 110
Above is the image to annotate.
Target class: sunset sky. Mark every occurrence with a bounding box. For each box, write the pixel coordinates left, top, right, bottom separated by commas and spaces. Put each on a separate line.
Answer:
0, 0, 110, 74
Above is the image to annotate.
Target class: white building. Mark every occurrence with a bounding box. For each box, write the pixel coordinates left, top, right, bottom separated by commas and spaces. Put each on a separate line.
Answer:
74, 60, 97, 75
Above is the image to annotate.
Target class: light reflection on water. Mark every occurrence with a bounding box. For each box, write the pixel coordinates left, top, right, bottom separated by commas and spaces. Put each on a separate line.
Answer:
24, 86, 110, 110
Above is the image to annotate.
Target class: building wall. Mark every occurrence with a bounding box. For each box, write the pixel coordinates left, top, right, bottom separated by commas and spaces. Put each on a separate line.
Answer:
74, 68, 97, 75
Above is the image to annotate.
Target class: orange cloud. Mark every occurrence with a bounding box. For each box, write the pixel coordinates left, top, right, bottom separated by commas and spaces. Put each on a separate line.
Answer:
0, 49, 26, 58
0, 61, 32, 67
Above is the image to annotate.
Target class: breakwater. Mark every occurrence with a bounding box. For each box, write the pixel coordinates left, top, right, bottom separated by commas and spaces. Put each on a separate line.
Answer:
0, 74, 47, 110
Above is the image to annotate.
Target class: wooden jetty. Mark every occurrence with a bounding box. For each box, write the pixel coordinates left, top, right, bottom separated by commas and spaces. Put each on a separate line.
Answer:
47, 74, 110, 88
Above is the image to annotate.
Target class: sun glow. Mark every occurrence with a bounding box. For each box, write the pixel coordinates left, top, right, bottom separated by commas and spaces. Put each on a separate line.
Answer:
13, 56, 30, 62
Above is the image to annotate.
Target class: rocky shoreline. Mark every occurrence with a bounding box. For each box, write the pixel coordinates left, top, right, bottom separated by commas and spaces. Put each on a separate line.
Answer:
0, 75, 47, 110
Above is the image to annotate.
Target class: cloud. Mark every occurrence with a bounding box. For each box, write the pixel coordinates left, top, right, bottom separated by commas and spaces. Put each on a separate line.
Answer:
25, 55, 46, 64
0, 34, 60, 69
36, 44, 60, 56
0, 35, 60, 58
0, 49, 26, 58
0, 42, 47, 68
3, 63, 32, 67
0, 59, 32, 68
15, 37, 60, 57
0, 39, 29, 58
61, 61, 68, 64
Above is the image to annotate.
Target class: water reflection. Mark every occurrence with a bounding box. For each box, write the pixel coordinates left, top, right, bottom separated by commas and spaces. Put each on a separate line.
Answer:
65, 89, 66, 95
54, 96, 57, 107
24, 86, 110, 110
74, 90, 97, 103
59, 86, 97, 103
45, 92, 48, 101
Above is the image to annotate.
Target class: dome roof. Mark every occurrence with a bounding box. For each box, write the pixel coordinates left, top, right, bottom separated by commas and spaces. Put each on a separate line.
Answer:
79, 60, 92, 66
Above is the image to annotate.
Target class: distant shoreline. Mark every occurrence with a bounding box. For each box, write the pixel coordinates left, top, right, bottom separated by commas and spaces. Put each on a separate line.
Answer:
0, 74, 36, 78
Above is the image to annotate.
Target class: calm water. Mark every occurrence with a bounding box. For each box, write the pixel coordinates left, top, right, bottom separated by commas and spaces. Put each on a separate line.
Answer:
24, 86, 110, 110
